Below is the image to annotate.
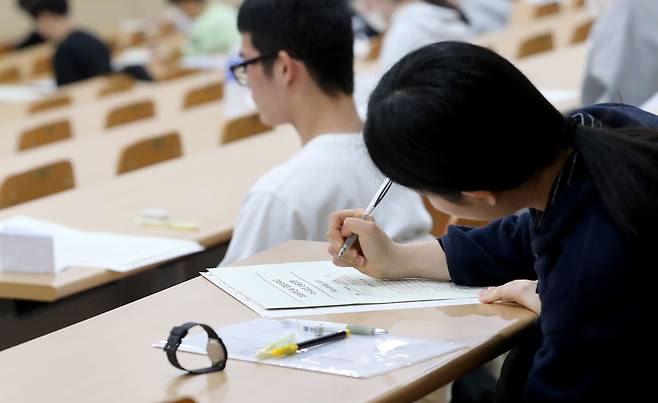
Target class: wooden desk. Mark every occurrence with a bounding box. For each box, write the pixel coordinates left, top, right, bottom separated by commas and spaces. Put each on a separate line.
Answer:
0, 44, 52, 80
0, 100, 224, 188
0, 127, 300, 301
472, 8, 596, 60
0, 70, 223, 156
0, 240, 536, 403
514, 43, 587, 112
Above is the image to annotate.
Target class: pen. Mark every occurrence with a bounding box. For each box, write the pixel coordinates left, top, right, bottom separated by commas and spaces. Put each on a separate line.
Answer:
338, 178, 393, 260
267, 329, 351, 358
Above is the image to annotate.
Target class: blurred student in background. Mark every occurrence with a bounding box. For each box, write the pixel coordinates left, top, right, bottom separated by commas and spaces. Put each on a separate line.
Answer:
167, 0, 239, 56
457, 0, 509, 33
362, 0, 470, 72
26, 0, 112, 86
13, 0, 46, 50
582, 0, 658, 106
219, 0, 432, 266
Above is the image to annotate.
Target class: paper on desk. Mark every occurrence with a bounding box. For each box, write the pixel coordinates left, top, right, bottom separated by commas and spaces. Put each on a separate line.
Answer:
204, 261, 480, 318
540, 89, 579, 105
201, 272, 479, 317
0, 85, 47, 102
642, 92, 658, 114
153, 318, 465, 378
0, 215, 203, 273
208, 262, 479, 309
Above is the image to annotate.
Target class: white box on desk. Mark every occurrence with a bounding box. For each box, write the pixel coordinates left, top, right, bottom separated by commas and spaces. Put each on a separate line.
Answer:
0, 227, 57, 274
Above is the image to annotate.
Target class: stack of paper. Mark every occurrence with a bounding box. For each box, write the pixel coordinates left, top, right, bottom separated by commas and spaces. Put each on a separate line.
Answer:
203, 261, 481, 317
0, 85, 47, 102
154, 318, 466, 378
0, 215, 203, 273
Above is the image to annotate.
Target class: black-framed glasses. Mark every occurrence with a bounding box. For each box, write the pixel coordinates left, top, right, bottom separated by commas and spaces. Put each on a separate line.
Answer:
229, 52, 278, 86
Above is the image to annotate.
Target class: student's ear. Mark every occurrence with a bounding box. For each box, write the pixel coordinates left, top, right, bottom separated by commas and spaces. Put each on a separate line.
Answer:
461, 191, 498, 206
276, 50, 295, 87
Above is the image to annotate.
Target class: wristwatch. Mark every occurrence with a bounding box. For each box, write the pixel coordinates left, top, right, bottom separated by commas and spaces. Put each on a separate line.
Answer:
164, 322, 228, 374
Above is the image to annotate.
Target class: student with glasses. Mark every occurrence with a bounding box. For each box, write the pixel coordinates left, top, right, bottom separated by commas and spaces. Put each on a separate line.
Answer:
218, 0, 432, 267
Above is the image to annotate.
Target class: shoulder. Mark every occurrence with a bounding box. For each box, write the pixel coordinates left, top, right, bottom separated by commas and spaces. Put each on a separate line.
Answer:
251, 135, 365, 194
59, 31, 105, 51
197, 5, 237, 27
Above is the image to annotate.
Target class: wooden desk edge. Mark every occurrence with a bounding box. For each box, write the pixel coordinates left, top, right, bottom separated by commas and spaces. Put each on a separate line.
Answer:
377, 313, 535, 402
0, 229, 233, 301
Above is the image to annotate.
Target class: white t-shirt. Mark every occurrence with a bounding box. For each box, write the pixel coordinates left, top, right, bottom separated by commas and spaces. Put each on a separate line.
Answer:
378, 2, 471, 73
459, 0, 509, 34
582, 0, 658, 106
219, 133, 433, 266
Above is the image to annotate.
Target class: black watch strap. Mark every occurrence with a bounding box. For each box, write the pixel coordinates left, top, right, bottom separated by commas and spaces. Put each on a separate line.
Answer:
164, 322, 227, 374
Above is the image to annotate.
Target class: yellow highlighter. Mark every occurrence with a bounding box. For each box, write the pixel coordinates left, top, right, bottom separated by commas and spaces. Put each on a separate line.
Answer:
258, 328, 351, 359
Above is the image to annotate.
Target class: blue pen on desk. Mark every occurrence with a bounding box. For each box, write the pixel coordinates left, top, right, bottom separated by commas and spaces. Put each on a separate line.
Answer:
338, 178, 393, 260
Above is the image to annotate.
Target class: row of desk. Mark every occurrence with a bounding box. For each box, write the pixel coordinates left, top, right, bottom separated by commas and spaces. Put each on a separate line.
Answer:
0, 70, 225, 156
0, 7, 596, 401
0, 240, 536, 403
0, 43, 587, 300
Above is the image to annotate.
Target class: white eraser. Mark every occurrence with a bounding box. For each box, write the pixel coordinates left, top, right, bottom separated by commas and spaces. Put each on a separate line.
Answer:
0, 227, 56, 274
142, 208, 169, 220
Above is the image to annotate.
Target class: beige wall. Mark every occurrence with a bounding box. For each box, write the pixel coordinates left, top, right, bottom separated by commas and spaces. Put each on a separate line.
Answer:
0, 0, 168, 42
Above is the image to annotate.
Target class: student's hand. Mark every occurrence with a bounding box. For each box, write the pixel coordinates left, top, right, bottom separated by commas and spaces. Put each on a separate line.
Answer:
326, 209, 401, 279
478, 280, 541, 315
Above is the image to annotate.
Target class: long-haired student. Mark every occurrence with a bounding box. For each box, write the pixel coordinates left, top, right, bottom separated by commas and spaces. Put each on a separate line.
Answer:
327, 42, 658, 402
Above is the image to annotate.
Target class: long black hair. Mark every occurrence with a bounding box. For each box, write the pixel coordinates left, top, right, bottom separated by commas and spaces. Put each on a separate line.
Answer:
364, 41, 658, 241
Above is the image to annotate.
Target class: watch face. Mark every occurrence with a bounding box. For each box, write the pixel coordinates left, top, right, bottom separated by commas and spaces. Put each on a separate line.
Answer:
207, 338, 227, 365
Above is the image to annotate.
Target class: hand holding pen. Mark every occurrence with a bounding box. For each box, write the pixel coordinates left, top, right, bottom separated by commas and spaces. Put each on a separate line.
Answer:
337, 178, 392, 260
326, 178, 401, 279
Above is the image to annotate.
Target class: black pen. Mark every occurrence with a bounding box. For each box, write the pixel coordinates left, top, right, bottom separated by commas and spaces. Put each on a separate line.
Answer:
268, 329, 351, 358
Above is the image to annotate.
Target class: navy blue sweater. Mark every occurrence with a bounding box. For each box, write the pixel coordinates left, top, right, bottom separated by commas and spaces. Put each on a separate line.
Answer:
54, 30, 112, 87
439, 104, 656, 401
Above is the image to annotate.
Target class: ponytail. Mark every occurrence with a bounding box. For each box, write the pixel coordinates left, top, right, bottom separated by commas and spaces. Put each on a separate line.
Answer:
571, 126, 658, 241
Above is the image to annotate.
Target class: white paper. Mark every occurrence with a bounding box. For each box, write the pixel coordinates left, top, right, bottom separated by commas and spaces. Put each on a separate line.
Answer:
201, 272, 479, 317
540, 89, 579, 105
0, 215, 203, 273
0, 85, 47, 102
207, 261, 480, 310
642, 92, 658, 114
153, 318, 465, 378
0, 227, 61, 273
180, 55, 227, 70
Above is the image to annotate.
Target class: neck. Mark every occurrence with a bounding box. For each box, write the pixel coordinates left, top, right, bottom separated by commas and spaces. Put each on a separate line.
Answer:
290, 90, 363, 146
50, 20, 74, 43
525, 149, 573, 211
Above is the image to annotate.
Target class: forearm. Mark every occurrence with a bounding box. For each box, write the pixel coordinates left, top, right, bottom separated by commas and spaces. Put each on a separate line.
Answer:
391, 240, 450, 281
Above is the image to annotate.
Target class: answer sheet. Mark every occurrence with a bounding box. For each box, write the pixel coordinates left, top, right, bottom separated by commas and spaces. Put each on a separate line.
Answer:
208, 261, 479, 309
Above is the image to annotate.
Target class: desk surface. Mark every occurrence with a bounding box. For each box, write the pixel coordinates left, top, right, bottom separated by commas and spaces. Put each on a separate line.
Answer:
0, 70, 224, 157
472, 8, 595, 59
0, 100, 224, 188
0, 127, 300, 301
514, 43, 587, 112
0, 240, 536, 403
